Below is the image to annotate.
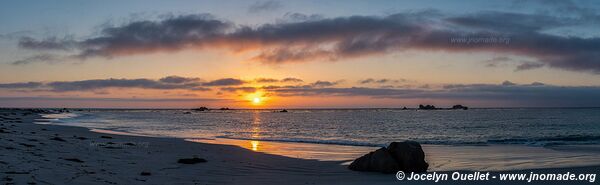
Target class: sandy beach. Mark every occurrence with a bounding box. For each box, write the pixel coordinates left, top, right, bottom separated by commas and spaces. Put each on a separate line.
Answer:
1, 109, 599, 185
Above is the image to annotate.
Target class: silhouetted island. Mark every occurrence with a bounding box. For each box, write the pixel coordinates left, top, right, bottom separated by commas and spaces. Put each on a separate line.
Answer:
191, 107, 209, 111
418, 104, 468, 110
418, 104, 437, 110
451, 104, 469, 110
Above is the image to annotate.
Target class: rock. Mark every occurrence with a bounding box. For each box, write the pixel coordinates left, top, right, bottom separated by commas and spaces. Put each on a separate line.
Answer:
192, 107, 209, 111
140, 172, 151, 176
279, 109, 288, 113
348, 147, 400, 173
387, 141, 428, 173
50, 137, 66, 142
64, 158, 84, 163
418, 104, 437, 110
19, 143, 35, 147
177, 157, 207, 164
451, 104, 468, 110
348, 141, 428, 174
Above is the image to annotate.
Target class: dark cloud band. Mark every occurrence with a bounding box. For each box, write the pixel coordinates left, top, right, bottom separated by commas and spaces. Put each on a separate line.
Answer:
15, 10, 600, 73
2, 77, 600, 107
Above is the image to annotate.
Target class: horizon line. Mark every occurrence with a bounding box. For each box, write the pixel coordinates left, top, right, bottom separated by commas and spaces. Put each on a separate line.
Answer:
2, 106, 600, 110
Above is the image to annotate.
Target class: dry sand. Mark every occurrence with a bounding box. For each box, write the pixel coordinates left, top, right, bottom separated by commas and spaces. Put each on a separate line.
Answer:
1, 109, 599, 185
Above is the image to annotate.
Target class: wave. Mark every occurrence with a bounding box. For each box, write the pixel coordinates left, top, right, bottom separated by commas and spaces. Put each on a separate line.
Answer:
217, 135, 600, 148
487, 135, 600, 146
216, 136, 385, 147
216, 136, 492, 147
40, 112, 80, 120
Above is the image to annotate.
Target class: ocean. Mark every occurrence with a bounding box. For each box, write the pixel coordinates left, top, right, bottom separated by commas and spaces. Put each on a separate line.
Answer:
42, 108, 600, 147
36, 108, 600, 170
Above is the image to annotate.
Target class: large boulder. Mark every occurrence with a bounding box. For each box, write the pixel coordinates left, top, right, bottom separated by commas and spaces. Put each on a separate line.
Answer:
348, 141, 428, 173
387, 141, 428, 173
348, 147, 399, 173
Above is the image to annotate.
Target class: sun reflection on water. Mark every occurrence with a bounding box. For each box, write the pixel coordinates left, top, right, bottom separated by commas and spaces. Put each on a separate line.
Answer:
250, 140, 260, 151
250, 111, 261, 151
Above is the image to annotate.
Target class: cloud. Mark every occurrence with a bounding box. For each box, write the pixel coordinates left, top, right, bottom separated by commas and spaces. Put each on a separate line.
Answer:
202, 78, 246, 86
311, 80, 338, 87
531, 82, 545, 86
15, 10, 600, 73
248, 1, 283, 13
359, 78, 405, 84
254, 78, 279, 83
3, 76, 600, 107
0, 82, 44, 89
484, 56, 513, 67
445, 11, 574, 33
515, 62, 545, 71
220, 86, 257, 93
47, 78, 208, 92
280, 13, 324, 23
281, 77, 303, 83
502, 80, 516, 86
11, 54, 62, 65
19, 14, 233, 59
516, 0, 600, 24
0, 96, 231, 108
0, 31, 34, 40
0, 76, 210, 92
252, 77, 306, 83
270, 86, 424, 97
0, 96, 224, 102
18, 36, 77, 51
159, 76, 201, 83
262, 81, 600, 107
484, 57, 546, 72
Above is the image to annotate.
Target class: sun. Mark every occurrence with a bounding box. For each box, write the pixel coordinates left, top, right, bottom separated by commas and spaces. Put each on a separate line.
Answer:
253, 97, 261, 104
245, 90, 266, 106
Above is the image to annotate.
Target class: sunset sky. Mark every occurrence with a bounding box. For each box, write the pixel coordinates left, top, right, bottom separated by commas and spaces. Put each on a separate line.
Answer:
1, 0, 600, 108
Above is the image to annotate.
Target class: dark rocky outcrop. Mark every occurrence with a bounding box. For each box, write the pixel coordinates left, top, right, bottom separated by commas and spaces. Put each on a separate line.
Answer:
140, 171, 152, 176
418, 104, 437, 110
50, 137, 66, 142
387, 141, 428, 173
348, 141, 428, 173
451, 104, 469, 110
177, 157, 207, 164
418, 104, 469, 110
64, 158, 84, 163
348, 147, 399, 173
192, 107, 209, 111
